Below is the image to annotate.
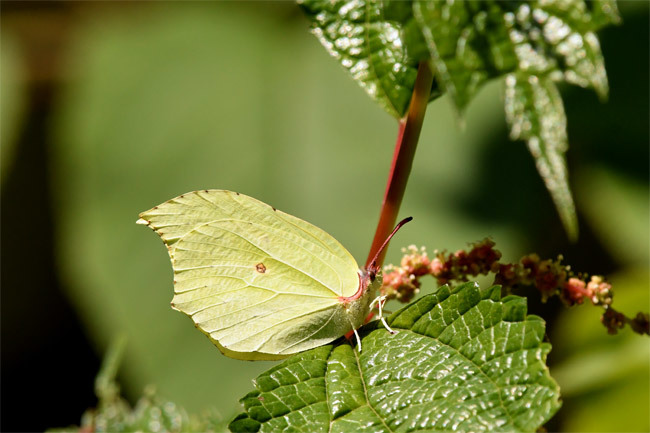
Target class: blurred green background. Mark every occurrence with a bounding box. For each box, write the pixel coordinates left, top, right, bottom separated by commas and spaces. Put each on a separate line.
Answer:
1, 2, 648, 431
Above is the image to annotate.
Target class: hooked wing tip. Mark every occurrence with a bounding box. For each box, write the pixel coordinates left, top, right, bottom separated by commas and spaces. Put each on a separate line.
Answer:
136, 218, 150, 225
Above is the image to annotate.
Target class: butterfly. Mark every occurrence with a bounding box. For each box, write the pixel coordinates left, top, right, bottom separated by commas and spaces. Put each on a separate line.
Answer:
138, 190, 408, 360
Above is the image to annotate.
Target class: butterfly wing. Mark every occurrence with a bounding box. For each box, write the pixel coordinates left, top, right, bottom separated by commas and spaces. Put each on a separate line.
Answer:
138, 190, 364, 360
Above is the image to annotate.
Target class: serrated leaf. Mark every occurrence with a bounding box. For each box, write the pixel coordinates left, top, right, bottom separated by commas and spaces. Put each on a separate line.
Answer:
413, 0, 612, 111
230, 283, 561, 432
298, 0, 438, 118
587, 0, 622, 29
504, 73, 577, 240
300, 1, 618, 239
411, 0, 616, 238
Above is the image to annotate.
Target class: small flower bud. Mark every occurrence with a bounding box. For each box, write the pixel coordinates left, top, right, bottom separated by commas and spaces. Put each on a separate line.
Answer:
587, 275, 612, 306
400, 245, 431, 277
381, 267, 420, 303
562, 277, 587, 305
430, 257, 444, 277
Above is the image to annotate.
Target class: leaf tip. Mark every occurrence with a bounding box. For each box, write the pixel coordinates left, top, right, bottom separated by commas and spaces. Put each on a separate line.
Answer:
557, 201, 579, 242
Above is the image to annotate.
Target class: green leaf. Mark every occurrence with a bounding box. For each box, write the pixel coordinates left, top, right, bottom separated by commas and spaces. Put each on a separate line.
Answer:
300, 0, 617, 116
412, 0, 618, 238
301, 0, 618, 239
230, 283, 561, 432
298, 0, 438, 118
412, 0, 612, 110
587, 0, 622, 29
504, 73, 577, 240
412, 0, 514, 111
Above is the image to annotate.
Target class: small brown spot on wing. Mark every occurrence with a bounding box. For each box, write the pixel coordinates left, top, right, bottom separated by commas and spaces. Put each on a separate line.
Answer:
255, 263, 267, 273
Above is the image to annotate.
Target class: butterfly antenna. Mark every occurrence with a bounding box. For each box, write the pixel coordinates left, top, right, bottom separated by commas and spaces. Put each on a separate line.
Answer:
368, 216, 413, 277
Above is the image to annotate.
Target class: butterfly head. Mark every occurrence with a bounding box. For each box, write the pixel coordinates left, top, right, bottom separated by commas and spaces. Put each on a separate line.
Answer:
366, 216, 413, 280
341, 217, 412, 305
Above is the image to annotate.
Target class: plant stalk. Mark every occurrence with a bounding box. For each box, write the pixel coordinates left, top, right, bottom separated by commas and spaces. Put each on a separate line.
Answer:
365, 61, 434, 269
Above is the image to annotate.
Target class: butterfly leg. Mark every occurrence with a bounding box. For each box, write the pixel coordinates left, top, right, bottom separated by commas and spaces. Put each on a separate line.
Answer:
353, 327, 362, 352
370, 295, 398, 335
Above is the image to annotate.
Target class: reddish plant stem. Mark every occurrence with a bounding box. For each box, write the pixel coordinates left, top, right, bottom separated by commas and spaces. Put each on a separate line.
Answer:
365, 61, 434, 269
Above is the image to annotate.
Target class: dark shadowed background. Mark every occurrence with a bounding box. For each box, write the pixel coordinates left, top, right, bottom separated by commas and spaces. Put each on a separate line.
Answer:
1, 2, 648, 431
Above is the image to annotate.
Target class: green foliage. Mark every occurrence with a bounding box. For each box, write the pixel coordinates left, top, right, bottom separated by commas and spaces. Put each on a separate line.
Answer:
300, 0, 620, 239
298, 0, 439, 118
414, 0, 615, 109
504, 73, 576, 239
230, 283, 560, 432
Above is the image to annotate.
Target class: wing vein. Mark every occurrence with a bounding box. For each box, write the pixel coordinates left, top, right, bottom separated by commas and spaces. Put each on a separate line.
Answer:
281, 308, 340, 351
195, 223, 341, 296
227, 304, 339, 352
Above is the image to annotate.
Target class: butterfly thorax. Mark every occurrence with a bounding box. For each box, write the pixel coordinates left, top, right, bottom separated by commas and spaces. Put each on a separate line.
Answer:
338, 269, 382, 330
